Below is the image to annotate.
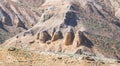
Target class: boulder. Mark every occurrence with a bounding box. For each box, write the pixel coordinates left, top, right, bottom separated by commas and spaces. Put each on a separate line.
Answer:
75, 49, 83, 54
39, 31, 50, 43
29, 40, 35, 44
82, 56, 95, 61
8, 47, 16, 51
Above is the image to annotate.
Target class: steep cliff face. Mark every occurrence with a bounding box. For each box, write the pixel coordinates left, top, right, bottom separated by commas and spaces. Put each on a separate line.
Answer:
1, 0, 120, 59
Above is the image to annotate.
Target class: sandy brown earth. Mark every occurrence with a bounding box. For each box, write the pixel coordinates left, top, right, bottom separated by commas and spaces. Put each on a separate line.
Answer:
2, 0, 120, 59
0, 0, 120, 66
0, 47, 119, 66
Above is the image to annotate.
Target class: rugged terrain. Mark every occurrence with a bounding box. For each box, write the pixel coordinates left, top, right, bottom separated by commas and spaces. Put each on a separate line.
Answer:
0, 0, 44, 44
0, 0, 120, 66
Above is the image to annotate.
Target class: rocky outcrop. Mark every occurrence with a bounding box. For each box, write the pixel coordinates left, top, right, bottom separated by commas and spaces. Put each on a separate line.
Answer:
2, 0, 120, 59
63, 31, 74, 45
51, 31, 62, 42
73, 31, 84, 47
41, 12, 53, 22
15, 18, 27, 29
39, 31, 50, 43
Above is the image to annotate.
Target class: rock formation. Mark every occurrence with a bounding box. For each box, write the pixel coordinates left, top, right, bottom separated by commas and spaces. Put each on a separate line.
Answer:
63, 31, 74, 45
1, 0, 120, 59
73, 30, 83, 47
39, 31, 50, 43
51, 31, 62, 42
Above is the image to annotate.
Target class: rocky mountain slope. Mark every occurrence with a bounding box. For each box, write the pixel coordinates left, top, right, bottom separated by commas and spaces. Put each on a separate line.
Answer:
1, 0, 120, 62
0, 0, 44, 44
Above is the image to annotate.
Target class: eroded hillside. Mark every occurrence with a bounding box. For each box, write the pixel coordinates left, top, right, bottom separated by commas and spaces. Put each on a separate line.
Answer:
0, 0, 45, 44
0, 0, 120, 65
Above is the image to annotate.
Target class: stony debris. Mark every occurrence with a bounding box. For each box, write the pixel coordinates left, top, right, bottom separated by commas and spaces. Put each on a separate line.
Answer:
8, 47, 16, 51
